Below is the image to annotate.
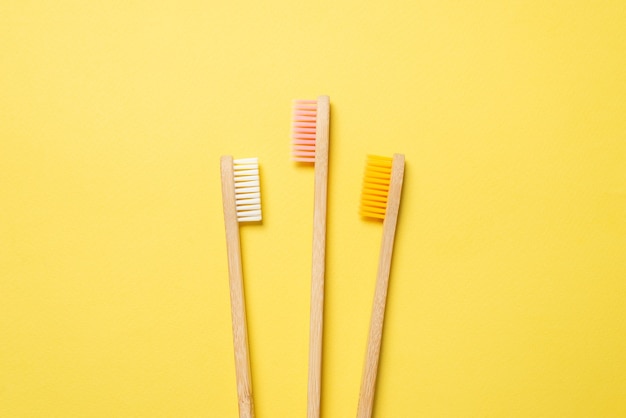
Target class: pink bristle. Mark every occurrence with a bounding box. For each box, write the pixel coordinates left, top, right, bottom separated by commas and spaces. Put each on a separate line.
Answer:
292, 99, 317, 162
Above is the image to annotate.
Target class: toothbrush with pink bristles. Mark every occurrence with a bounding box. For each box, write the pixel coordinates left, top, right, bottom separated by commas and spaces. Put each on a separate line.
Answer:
292, 95, 330, 418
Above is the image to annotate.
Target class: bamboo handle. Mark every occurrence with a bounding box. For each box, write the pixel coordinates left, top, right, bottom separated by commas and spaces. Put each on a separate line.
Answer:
221, 155, 255, 418
308, 95, 330, 418
357, 154, 405, 418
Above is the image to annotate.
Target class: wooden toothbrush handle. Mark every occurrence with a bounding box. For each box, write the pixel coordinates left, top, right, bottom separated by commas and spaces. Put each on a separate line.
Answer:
308, 95, 330, 418
221, 156, 255, 418
357, 154, 405, 418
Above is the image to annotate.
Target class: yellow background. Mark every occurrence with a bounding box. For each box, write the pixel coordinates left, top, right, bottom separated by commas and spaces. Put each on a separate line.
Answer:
1, 1, 625, 417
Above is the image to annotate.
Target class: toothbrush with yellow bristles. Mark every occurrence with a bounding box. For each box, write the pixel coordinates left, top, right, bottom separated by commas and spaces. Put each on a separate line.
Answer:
357, 154, 406, 418
291, 95, 330, 418
220, 156, 262, 418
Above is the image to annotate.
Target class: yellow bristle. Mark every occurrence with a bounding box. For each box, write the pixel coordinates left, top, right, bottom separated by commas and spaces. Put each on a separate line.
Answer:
360, 155, 393, 220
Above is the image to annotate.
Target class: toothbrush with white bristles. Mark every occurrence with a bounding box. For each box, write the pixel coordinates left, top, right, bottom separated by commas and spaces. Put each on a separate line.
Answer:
292, 95, 330, 418
220, 156, 262, 418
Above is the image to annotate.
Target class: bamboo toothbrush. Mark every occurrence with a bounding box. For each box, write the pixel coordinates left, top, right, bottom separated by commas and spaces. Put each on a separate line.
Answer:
220, 156, 262, 418
356, 154, 405, 418
291, 95, 330, 418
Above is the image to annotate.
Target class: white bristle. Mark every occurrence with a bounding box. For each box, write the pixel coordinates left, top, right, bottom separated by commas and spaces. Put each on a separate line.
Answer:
233, 158, 262, 222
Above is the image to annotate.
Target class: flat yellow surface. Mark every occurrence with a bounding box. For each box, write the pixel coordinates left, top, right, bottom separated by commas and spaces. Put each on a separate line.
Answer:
1, 1, 625, 417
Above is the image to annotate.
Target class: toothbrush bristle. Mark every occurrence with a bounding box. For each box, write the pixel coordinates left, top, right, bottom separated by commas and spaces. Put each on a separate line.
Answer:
291, 99, 317, 162
360, 155, 393, 220
233, 158, 262, 222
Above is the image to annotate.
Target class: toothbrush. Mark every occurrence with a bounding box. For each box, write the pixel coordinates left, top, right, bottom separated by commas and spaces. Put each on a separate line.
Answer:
220, 156, 262, 418
356, 154, 405, 418
292, 95, 330, 418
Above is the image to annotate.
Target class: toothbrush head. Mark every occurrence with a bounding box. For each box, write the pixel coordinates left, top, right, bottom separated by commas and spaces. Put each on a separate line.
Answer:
291, 99, 318, 162
360, 155, 394, 220
233, 158, 262, 222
